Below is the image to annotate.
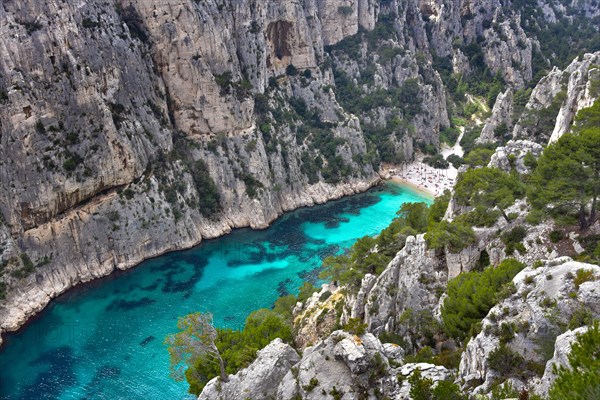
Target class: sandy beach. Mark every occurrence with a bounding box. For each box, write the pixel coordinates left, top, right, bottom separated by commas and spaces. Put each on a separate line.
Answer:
385, 161, 458, 197
384, 128, 465, 197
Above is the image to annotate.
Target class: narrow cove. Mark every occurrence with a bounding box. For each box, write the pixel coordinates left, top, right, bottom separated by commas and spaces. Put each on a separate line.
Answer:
0, 182, 431, 400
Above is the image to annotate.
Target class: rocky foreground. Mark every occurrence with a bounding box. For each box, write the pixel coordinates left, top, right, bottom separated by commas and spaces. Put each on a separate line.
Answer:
198, 255, 599, 399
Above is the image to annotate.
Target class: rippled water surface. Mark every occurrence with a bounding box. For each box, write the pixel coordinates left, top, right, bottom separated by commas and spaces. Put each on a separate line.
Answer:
0, 182, 431, 400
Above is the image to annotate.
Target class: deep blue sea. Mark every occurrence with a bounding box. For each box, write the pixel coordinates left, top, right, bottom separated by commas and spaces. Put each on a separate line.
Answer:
0, 182, 431, 399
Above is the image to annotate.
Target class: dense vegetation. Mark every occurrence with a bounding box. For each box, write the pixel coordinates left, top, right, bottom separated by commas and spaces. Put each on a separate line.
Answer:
529, 99, 600, 230
441, 259, 525, 341
168, 303, 294, 395
548, 322, 600, 400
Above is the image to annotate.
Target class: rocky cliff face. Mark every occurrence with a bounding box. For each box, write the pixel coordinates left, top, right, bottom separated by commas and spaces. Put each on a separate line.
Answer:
508, 51, 600, 144
459, 258, 600, 394
200, 330, 453, 400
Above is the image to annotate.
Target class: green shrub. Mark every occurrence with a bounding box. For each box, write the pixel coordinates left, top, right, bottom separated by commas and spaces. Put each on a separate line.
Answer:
344, 318, 367, 336
337, 6, 353, 16
408, 369, 467, 400
501, 226, 528, 255
446, 154, 464, 169
487, 344, 524, 376
185, 309, 292, 394
0, 282, 7, 300
191, 160, 221, 216
454, 167, 525, 222
574, 268, 595, 289
303, 377, 319, 392
463, 147, 495, 167
405, 346, 435, 364
425, 219, 476, 253
442, 259, 525, 340
549, 230, 564, 243
549, 322, 600, 400
243, 174, 264, 199
286, 64, 298, 76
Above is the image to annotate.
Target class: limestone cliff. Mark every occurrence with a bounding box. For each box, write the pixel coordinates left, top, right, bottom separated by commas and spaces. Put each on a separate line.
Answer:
511, 51, 600, 143
200, 330, 453, 400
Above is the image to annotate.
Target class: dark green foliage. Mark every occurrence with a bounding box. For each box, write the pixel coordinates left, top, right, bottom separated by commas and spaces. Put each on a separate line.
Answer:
63, 152, 83, 172
337, 6, 353, 16
303, 377, 319, 392
549, 322, 600, 400
11, 254, 36, 279
487, 344, 525, 376
184, 309, 293, 395
285, 64, 298, 76
35, 120, 46, 134
243, 174, 264, 199
428, 191, 451, 226
454, 167, 525, 222
576, 234, 600, 265
501, 226, 528, 255
463, 147, 495, 167
513, 2, 600, 80
82, 17, 100, 29
529, 100, 600, 230
213, 72, 252, 100
408, 369, 468, 400
19, 19, 43, 34
476, 250, 490, 271
494, 123, 510, 144
343, 318, 367, 336
440, 126, 460, 146
459, 125, 483, 155
423, 154, 449, 169
0, 281, 7, 300
446, 154, 464, 169
424, 219, 476, 253
109, 102, 126, 129
549, 230, 564, 243
190, 160, 222, 217
442, 259, 525, 341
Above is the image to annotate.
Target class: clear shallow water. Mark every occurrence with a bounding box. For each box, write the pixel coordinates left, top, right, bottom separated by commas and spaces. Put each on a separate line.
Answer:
0, 182, 431, 400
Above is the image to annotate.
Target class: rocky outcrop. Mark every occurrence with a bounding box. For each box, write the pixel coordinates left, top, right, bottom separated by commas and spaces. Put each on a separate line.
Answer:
549, 52, 600, 142
292, 283, 345, 349
199, 338, 300, 400
488, 140, 544, 174
534, 326, 589, 397
458, 257, 600, 394
0, 0, 385, 344
513, 51, 600, 143
344, 235, 446, 344
199, 330, 453, 400
478, 89, 513, 144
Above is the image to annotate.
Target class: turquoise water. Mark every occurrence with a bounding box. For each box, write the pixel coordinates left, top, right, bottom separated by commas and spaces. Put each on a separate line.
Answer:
0, 182, 431, 400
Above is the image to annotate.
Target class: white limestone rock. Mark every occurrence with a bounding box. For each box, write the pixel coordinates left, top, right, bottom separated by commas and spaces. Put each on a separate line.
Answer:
199, 338, 300, 400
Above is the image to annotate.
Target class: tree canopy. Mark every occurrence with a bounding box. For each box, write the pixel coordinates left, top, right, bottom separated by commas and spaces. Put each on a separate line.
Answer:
441, 259, 525, 341
529, 100, 600, 230
454, 167, 525, 222
549, 322, 600, 400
